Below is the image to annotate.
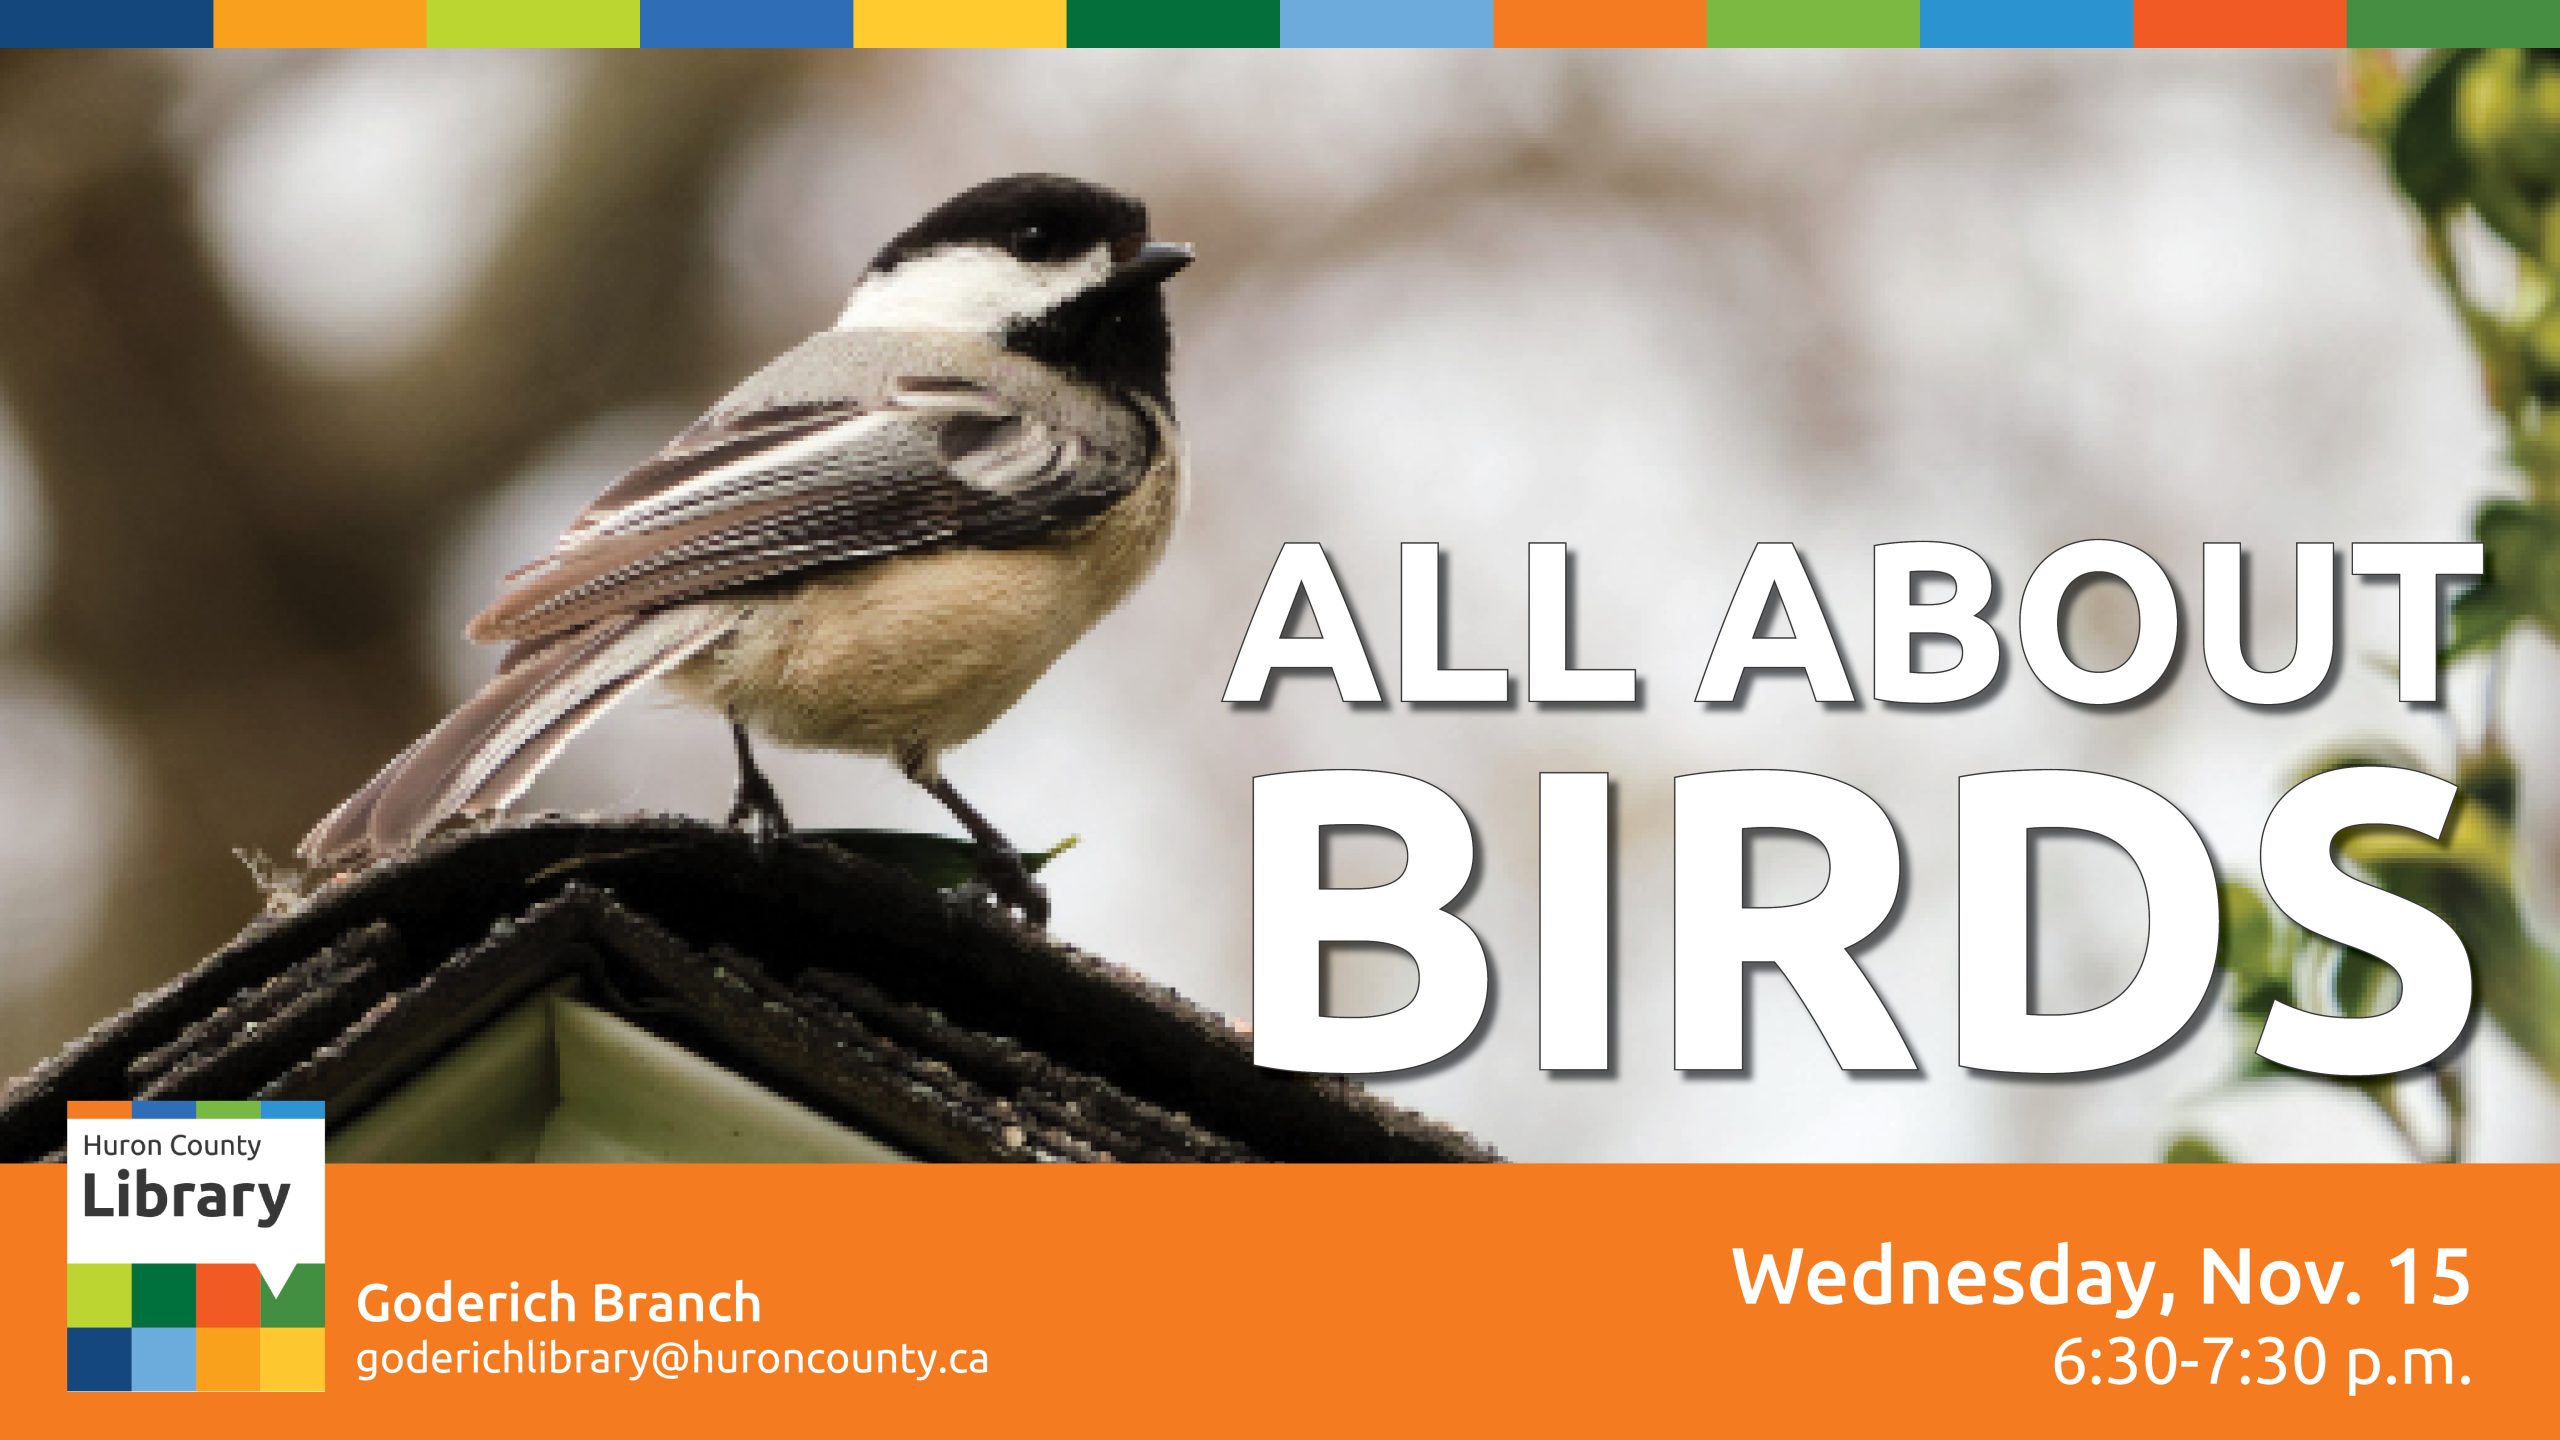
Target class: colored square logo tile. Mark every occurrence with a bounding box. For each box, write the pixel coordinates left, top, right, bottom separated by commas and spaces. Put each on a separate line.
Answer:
66, 1328, 132, 1392
263, 1263, 326, 1328
131, 1328, 197, 1393
66, 1264, 131, 1328
197, 1264, 262, 1327
197, 1328, 261, 1392
260, 1327, 326, 1392
133, 1264, 196, 1327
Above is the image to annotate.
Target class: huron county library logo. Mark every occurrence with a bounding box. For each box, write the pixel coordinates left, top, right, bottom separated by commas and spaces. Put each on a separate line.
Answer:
63, 1100, 327, 1393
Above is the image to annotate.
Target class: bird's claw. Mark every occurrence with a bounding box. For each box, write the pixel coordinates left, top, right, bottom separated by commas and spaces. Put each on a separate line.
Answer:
725, 792, 794, 848
724, 720, 793, 846
946, 857, 1049, 929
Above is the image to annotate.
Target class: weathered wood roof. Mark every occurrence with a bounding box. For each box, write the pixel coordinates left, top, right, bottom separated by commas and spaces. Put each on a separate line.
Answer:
0, 817, 1494, 1164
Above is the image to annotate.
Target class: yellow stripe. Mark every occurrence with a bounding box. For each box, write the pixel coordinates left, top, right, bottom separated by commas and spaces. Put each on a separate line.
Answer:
856, 0, 1066, 47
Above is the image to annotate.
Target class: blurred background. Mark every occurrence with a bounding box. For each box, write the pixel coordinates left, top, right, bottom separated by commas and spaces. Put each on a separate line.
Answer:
0, 47, 2552, 1160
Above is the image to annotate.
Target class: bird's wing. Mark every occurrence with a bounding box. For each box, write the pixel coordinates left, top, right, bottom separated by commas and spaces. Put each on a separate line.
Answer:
468, 374, 1151, 647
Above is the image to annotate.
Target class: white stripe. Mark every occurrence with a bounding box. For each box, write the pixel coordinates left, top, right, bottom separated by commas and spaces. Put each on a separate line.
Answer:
833, 243, 1111, 335
578, 414, 896, 540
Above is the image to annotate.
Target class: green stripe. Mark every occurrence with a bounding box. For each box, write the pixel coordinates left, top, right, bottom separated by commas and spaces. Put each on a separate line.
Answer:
2348, 0, 2560, 46
1069, 0, 1279, 47
1712, 0, 1919, 47
194, 1100, 261, 1119
430, 0, 640, 47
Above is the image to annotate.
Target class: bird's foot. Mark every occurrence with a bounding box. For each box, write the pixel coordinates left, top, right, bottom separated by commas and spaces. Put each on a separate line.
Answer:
725, 718, 793, 847
909, 766, 1047, 928
942, 880, 1000, 923
724, 784, 794, 847
947, 850, 1049, 929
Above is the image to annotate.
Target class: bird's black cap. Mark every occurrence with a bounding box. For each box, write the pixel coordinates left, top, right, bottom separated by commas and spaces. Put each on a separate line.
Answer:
870, 173, 1154, 274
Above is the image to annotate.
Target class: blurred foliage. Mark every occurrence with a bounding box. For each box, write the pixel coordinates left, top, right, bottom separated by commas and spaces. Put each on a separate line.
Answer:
2181, 50, 2560, 1162
2382, 48, 2560, 659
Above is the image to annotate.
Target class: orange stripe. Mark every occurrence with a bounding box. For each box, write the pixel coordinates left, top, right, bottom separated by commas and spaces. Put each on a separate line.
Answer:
62, 1100, 130, 1118
1496, 0, 1706, 47
216, 0, 428, 47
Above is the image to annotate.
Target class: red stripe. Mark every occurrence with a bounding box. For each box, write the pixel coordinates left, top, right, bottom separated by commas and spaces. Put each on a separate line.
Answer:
2134, 0, 2346, 45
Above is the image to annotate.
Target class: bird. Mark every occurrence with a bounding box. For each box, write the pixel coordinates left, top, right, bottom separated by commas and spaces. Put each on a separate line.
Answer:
299, 174, 1193, 927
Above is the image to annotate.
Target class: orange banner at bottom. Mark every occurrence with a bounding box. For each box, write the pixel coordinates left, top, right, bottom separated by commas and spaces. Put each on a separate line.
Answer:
5, 1163, 2553, 1432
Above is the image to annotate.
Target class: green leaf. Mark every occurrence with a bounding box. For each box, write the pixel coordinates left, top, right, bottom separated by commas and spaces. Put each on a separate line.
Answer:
797, 829, 1077, 892
2457, 737, 2520, 824
2395, 50, 2482, 217
2330, 946, 2399, 1019
2449, 498, 2560, 662
2291, 741, 2429, 789
2215, 881, 2293, 1023
2469, 163, 2549, 254
2447, 575, 2524, 660
2218, 877, 2329, 1030
2265, 745, 2560, 1083
2340, 788, 2560, 1083
2162, 1134, 2230, 1164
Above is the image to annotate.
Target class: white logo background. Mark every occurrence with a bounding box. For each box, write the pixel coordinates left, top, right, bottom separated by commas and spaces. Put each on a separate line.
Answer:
66, 1116, 326, 1293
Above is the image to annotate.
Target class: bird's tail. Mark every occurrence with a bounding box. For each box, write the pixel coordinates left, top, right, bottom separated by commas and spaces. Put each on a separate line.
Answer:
298, 606, 739, 868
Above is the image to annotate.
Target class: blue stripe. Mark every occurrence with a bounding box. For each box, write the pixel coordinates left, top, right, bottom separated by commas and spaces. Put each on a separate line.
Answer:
259, 1100, 328, 1119
1281, 0, 1492, 47
1921, 0, 2131, 47
641, 0, 852, 47
130, 1101, 197, 1119
0, 1, 213, 46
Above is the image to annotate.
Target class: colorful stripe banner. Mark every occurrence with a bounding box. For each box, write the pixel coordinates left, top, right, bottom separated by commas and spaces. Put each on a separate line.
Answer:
0, 2, 2554, 58
63, 1100, 324, 1120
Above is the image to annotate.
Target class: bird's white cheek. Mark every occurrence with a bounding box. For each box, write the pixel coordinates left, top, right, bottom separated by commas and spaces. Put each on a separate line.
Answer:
834, 247, 1110, 333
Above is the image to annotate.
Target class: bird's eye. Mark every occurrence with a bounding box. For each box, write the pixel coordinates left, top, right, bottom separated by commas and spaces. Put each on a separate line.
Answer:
1008, 224, 1055, 262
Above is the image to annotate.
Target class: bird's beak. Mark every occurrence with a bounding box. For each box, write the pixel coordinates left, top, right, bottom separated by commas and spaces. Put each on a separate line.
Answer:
1111, 240, 1194, 288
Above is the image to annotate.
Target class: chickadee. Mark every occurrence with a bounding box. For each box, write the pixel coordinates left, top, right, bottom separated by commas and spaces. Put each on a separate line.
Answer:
301, 174, 1193, 926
